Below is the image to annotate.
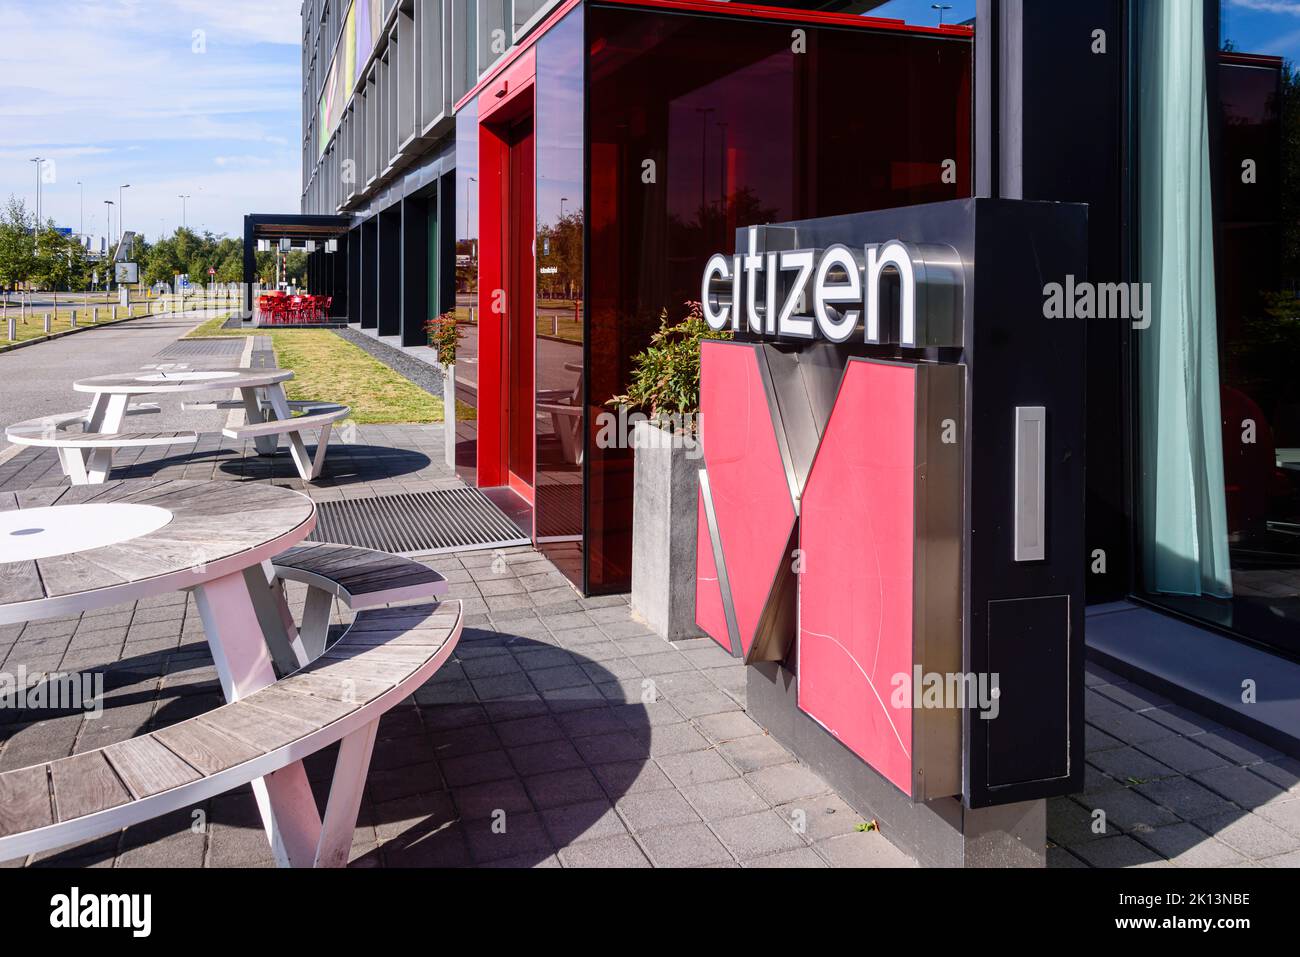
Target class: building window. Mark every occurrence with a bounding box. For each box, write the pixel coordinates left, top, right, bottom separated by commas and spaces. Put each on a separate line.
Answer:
1135, 0, 1300, 656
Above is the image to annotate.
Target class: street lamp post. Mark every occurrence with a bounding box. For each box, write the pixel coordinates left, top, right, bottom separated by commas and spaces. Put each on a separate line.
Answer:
694, 107, 715, 221
104, 200, 115, 262
118, 184, 130, 247
931, 3, 953, 26
465, 176, 476, 240
76, 180, 84, 240
179, 194, 191, 232
29, 157, 43, 235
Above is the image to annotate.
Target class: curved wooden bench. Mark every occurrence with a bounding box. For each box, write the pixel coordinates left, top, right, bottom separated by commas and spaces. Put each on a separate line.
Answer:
0, 599, 462, 868
5, 428, 194, 450
6, 403, 161, 433
222, 403, 350, 482
271, 542, 448, 660
183, 399, 338, 414
5, 405, 193, 485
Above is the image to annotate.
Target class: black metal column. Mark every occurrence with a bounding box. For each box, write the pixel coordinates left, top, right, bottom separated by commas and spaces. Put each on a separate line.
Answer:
347, 227, 362, 324
360, 217, 378, 329
400, 195, 429, 347
377, 205, 401, 337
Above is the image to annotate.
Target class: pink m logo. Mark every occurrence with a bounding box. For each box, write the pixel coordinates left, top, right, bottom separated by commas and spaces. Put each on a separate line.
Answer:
696, 340, 964, 798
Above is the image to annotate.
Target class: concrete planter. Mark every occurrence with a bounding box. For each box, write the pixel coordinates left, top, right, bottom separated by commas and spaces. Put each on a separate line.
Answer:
631, 419, 700, 641
441, 362, 456, 469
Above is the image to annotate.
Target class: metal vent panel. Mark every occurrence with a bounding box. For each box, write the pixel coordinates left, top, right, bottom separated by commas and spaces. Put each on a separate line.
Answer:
310, 488, 529, 555
154, 339, 245, 359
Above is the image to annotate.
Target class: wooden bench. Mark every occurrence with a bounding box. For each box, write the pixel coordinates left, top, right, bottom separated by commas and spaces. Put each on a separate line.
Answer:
537, 361, 583, 465
0, 599, 462, 868
270, 542, 448, 660
222, 403, 350, 482
5, 405, 195, 485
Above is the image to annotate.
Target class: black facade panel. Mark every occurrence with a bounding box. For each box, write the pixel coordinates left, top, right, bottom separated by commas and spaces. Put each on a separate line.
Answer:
401, 196, 430, 347
360, 217, 378, 329
985, 595, 1071, 787
378, 206, 402, 336
1011, 0, 1128, 603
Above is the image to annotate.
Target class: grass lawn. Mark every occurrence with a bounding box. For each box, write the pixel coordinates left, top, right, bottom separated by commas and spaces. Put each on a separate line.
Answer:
0, 304, 144, 351
185, 316, 445, 424
536, 314, 582, 343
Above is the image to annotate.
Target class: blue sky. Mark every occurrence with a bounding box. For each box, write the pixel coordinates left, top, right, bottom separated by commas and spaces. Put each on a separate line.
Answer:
870, 0, 1300, 62
868, 0, 975, 28
1222, 0, 1300, 61
3, 0, 1297, 248
0, 0, 302, 244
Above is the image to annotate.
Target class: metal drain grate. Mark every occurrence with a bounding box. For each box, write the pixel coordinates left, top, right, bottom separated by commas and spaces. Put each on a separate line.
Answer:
309, 487, 529, 555
154, 339, 245, 359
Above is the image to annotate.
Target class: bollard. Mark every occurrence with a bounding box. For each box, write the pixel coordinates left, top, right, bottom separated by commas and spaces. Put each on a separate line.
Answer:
43, 314, 51, 334
92, 306, 99, 323
6, 316, 14, 341
70, 310, 77, 329
111, 305, 118, 321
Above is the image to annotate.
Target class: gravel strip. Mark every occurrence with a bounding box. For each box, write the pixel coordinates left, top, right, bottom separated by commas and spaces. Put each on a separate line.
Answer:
333, 326, 446, 395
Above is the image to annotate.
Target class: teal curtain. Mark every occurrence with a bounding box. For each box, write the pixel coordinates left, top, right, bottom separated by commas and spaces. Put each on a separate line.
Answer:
1138, 0, 1233, 598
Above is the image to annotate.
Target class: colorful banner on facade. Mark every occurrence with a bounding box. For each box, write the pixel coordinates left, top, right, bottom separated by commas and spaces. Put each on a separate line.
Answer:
317, 0, 381, 157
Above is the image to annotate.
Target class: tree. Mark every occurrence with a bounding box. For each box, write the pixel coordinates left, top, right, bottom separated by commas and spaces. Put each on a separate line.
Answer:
0, 197, 38, 317
32, 222, 88, 311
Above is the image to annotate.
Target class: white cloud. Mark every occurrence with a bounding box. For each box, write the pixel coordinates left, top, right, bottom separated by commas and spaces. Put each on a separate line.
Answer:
171, 0, 303, 46
1229, 0, 1300, 13
214, 154, 274, 168
0, 0, 303, 235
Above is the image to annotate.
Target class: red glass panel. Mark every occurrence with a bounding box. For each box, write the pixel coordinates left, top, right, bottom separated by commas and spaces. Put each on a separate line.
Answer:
534, 11, 586, 584
584, 5, 973, 592
507, 115, 536, 492
454, 99, 480, 485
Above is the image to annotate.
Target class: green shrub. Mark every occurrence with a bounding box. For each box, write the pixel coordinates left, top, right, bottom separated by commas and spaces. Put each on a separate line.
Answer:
607, 301, 732, 430
425, 309, 463, 366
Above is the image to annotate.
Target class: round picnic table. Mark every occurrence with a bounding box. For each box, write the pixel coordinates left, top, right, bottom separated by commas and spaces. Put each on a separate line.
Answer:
0, 477, 329, 855
0, 478, 314, 701
71, 368, 298, 477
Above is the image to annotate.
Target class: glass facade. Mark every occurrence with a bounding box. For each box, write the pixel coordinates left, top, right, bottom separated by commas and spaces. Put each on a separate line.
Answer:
341, 0, 972, 595
533, 11, 585, 580
1135, 0, 1300, 656
583, 3, 972, 591
454, 95, 481, 484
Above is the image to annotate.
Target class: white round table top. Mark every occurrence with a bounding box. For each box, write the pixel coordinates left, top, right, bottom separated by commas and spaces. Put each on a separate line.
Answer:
73, 367, 293, 395
0, 503, 173, 562
0, 479, 316, 624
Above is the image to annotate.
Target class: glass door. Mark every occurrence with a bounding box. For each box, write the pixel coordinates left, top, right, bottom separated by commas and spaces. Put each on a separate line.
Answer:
506, 114, 536, 498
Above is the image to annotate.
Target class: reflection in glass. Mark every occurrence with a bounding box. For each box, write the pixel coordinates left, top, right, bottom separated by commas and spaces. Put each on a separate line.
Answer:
584, 6, 973, 592
1137, 0, 1300, 656
454, 97, 480, 483
534, 10, 585, 585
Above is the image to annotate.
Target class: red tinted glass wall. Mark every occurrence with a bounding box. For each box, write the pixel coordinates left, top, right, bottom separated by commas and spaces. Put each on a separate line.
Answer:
584, 4, 973, 592
535, 11, 586, 582
454, 97, 480, 484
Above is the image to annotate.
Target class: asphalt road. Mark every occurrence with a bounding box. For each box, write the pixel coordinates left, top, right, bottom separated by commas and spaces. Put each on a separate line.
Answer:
2, 293, 119, 311
0, 311, 231, 433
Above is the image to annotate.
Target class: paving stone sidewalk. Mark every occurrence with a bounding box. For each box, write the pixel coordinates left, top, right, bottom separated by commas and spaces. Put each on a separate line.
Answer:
0, 422, 1294, 867
1049, 667, 1300, 868
0, 424, 909, 868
